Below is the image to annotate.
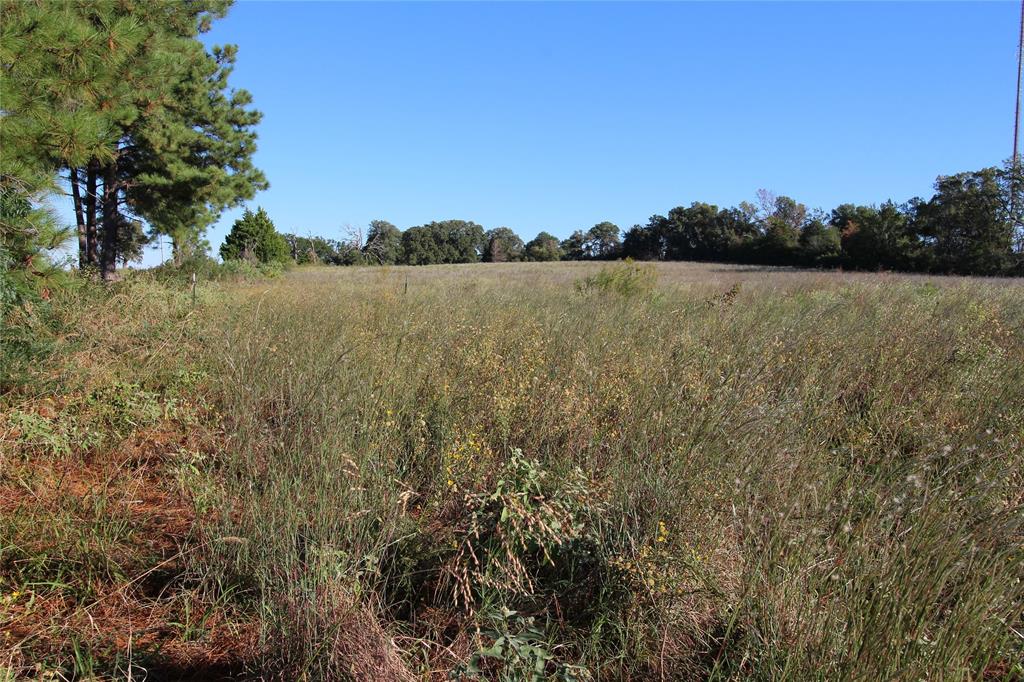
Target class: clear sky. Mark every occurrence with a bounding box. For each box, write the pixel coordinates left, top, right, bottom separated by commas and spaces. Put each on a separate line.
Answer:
141, 1, 1019, 264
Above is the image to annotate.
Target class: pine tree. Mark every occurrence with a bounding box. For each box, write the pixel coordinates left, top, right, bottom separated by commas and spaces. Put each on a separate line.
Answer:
124, 43, 268, 265
0, 0, 265, 279
0, 3, 74, 315
220, 207, 289, 264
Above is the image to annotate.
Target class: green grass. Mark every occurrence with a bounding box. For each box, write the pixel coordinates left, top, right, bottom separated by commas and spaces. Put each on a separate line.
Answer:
3, 261, 1022, 680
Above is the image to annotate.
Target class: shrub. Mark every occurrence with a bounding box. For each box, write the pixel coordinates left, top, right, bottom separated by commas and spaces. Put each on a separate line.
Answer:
441, 451, 601, 611
219, 258, 285, 279
574, 259, 657, 298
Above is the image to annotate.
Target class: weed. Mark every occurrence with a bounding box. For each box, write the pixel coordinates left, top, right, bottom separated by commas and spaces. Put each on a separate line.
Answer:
574, 260, 658, 298
457, 607, 590, 682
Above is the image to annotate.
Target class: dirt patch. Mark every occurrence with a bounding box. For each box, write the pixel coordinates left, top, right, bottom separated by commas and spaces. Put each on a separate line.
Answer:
0, 410, 253, 679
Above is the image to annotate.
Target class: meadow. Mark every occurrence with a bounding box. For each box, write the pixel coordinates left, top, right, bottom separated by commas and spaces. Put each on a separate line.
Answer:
2, 261, 1022, 680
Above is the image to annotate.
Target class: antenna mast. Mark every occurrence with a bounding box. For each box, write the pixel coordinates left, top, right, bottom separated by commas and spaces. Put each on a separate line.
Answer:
1014, 0, 1024, 250
1015, 0, 1024, 168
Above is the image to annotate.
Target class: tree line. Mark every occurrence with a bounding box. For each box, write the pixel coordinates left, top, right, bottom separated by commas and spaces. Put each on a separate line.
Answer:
229, 164, 1023, 276
622, 166, 1023, 276
219, 213, 622, 268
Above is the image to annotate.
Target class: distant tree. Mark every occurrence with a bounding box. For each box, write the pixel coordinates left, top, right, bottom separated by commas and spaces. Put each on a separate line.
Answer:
336, 241, 366, 266
220, 207, 288, 263
400, 225, 443, 265
560, 230, 588, 260
363, 220, 402, 264
834, 202, 918, 271
586, 222, 621, 259
998, 161, 1024, 255
401, 220, 485, 265
769, 196, 806, 232
718, 206, 761, 253
623, 206, 759, 262
483, 227, 525, 262
443, 220, 487, 263
834, 203, 878, 268
621, 221, 664, 260
799, 218, 841, 265
524, 232, 564, 261
112, 216, 150, 266
284, 233, 356, 265
656, 204, 756, 261
756, 221, 800, 264
664, 204, 718, 260
912, 168, 1015, 275
168, 232, 215, 268
744, 193, 806, 264
283, 234, 316, 264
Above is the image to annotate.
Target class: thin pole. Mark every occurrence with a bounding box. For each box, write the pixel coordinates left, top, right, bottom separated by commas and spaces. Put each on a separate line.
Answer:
1015, 0, 1024, 168
1014, 0, 1024, 250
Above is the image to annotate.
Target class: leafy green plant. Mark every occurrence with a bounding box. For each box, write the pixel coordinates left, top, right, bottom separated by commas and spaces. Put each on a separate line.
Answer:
219, 207, 289, 264
86, 382, 162, 436
456, 607, 590, 682
5, 409, 73, 457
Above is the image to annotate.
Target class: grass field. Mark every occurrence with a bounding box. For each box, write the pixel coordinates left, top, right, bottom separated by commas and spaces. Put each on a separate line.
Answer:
2, 261, 1023, 680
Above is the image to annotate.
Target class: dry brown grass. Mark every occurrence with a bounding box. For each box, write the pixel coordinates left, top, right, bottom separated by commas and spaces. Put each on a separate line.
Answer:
196, 262, 1022, 680
3, 262, 1022, 680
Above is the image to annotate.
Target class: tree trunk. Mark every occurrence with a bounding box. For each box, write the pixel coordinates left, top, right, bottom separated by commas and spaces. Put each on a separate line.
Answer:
99, 163, 120, 281
85, 160, 99, 267
70, 167, 88, 269
172, 233, 183, 267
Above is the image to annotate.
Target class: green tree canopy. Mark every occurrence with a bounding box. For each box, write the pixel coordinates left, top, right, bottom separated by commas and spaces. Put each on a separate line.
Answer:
524, 232, 564, 261
622, 220, 667, 260
483, 227, 525, 262
284, 234, 344, 264
798, 218, 841, 265
912, 168, 1015, 275
834, 202, 917, 271
400, 226, 444, 265
400, 220, 485, 265
443, 220, 487, 263
586, 222, 621, 259
124, 42, 268, 264
363, 220, 402, 264
0, 183, 67, 319
220, 207, 288, 263
560, 230, 588, 260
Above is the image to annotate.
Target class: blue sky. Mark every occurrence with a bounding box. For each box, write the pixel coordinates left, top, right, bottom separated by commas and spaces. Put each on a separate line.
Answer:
142, 1, 1018, 264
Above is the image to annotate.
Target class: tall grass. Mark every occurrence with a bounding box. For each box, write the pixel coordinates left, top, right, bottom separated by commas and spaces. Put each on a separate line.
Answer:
179, 262, 1023, 679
